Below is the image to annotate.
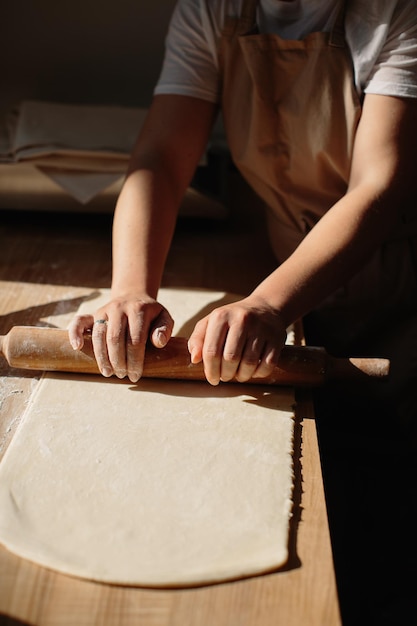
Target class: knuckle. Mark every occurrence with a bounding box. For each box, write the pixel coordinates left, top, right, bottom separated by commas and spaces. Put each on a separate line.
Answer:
192, 319, 206, 335
247, 336, 262, 351
203, 347, 220, 359
127, 328, 146, 346
209, 307, 232, 327
232, 306, 253, 325
160, 308, 174, 325
107, 332, 122, 346
255, 362, 274, 378
236, 370, 251, 382
223, 350, 240, 363
242, 356, 259, 368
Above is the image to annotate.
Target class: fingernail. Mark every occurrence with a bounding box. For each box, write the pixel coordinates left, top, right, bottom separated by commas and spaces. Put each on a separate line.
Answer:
71, 338, 82, 350
156, 329, 167, 346
190, 348, 199, 364
102, 367, 113, 377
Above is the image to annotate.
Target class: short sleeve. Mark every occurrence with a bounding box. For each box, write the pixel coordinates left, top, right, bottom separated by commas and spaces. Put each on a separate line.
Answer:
154, 0, 222, 103
364, 1, 417, 99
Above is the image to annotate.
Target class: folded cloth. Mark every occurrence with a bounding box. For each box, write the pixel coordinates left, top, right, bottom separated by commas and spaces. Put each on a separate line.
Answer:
0, 101, 223, 209
0, 100, 149, 201
1, 100, 148, 170
36, 168, 123, 204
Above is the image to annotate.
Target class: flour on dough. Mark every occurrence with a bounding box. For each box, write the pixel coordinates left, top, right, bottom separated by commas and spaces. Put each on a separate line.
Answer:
0, 289, 295, 586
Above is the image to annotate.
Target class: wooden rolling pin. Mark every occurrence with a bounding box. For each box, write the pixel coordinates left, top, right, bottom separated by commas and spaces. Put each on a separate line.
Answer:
0, 325, 389, 387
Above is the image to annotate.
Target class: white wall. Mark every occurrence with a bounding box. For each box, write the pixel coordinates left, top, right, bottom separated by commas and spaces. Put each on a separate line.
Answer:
0, 0, 177, 116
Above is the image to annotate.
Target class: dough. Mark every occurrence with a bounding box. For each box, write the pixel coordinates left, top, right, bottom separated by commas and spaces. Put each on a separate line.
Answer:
0, 289, 295, 587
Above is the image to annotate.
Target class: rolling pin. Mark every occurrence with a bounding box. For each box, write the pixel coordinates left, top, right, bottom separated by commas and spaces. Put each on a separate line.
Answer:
0, 325, 389, 387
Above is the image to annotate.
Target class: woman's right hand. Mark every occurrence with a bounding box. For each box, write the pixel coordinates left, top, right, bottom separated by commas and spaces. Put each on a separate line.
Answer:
68, 293, 174, 383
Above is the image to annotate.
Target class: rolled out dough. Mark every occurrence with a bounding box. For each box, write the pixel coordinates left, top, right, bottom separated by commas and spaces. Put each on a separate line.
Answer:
0, 289, 295, 587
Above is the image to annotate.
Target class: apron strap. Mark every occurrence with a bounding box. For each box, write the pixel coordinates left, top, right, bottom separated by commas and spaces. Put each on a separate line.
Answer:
224, 0, 348, 44
329, 0, 347, 48
222, 0, 257, 39
240, 0, 258, 31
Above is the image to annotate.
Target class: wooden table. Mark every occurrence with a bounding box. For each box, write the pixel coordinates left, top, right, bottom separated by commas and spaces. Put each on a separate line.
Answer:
0, 200, 341, 625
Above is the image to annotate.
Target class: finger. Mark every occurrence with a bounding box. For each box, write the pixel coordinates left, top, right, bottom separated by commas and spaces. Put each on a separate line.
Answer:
188, 317, 209, 364
68, 314, 94, 350
124, 307, 174, 383
220, 327, 246, 382
105, 316, 128, 379
125, 312, 147, 383
126, 331, 145, 383
91, 317, 113, 377
150, 309, 175, 348
252, 343, 280, 379
201, 320, 229, 386
125, 306, 169, 382
235, 336, 265, 382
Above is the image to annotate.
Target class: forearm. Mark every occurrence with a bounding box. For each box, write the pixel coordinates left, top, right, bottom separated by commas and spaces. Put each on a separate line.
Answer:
110, 95, 218, 301
111, 165, 180, 300
187, 96, 417, 384
256, 95, 417, 327
251, 185, 401, 327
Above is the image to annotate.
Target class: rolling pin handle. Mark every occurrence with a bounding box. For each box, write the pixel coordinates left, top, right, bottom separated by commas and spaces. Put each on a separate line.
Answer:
327, 354, 391, 381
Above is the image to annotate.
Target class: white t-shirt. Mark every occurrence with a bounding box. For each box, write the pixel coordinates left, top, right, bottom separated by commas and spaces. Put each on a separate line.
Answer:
154, 0, 417, 102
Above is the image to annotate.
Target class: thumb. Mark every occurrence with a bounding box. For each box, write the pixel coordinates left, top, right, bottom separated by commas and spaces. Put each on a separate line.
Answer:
150, 309, 174, 348
68, 314, 95, 350
187, 317, 208, 364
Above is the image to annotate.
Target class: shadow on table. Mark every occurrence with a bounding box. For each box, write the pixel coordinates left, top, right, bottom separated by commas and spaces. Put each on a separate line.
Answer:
0, 614, 31, 626
0, 291, 100, 334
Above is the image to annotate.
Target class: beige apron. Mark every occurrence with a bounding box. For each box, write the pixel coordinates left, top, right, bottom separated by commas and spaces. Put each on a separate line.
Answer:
219, 0, 360, 263
218, 0, 417, 360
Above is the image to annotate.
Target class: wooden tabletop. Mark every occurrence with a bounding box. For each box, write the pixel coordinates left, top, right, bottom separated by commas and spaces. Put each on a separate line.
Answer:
0, 193, 341, 625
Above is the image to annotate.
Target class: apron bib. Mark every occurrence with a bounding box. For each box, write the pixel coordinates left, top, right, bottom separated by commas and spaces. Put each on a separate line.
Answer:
219, 0, 360, 262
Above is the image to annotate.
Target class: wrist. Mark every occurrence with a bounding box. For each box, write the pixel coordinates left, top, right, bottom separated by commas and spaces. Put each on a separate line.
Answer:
242, 293, 289, 345
111, 277, 160, 301
246, 290, 290, 329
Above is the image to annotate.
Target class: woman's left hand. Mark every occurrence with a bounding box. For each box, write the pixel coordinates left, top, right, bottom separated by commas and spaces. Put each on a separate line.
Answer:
187, 296, 287, 385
